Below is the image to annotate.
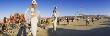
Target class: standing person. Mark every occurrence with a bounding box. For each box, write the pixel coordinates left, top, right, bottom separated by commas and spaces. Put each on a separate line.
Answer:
17, 23, 27, 36
66, 18, 69, 24
57, 18, 60, 25
86, 17, 90, 26
3, 17, 7, 24
52, 6, 58, 31
71, 18, 74, 22
91, 17, 94, 24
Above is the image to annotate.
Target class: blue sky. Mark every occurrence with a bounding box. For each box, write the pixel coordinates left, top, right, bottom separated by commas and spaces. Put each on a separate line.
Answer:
0, 0, 110, 18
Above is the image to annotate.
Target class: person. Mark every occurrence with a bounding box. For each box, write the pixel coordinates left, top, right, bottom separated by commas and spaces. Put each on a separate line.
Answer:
3, 17, 7, 24
91, 17, 94, 24
19, 14, 25, 23
86, 17, 90, 26
10, 16, 16, 24
17, 23, 27, 36
57, 18, 60, 25
66, 18, 69, 24
71, 18, 74, 22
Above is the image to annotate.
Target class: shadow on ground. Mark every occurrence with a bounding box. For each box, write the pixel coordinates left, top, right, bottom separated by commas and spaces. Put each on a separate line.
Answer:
76, 25, 92, 26
100, 20, 110, 26
100, 23, 110, 26
48, 27, 110, 36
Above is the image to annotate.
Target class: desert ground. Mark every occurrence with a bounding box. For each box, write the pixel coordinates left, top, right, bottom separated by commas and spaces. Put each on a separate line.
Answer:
1, 18, 110, 36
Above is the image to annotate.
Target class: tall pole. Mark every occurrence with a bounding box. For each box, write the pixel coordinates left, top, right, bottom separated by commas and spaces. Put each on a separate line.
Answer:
30, 0, 38, 36
52, 6, 58, 31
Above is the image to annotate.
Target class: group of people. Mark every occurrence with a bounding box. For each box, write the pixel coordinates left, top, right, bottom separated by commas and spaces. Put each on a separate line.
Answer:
57, 16, 101, 26
3, 13, 25, 24
85, 17, 101, 26
0, 13, 26, 36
